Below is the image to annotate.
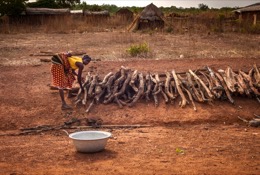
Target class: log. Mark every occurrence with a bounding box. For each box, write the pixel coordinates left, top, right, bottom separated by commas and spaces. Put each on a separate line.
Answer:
215, 72, 235, 104
206, 66, 223, 98
223, 66, 237, 93
239, 70, 260, 96
182, 86, 197, 111
172, 70, 187, 108
186, 72, 203, 102
99, 72, 113, 87
236, 73, 251, 96
105, 68, 128, 103
253, 64, 260, 88
86, 100, 95, 113
165, 72, 176, 100
31, 51, 87, 56
129, 70, 138, 92
114, 71, 132, 98
189, 69, 214, 99
145, 72, 152, 101
68, 124, 152, 129
104, 72, 118, 100
128, 73, 144, 107
88, 75, 98, 98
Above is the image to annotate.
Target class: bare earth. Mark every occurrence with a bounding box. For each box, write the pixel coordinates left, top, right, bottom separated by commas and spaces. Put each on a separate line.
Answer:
0, 31, 260, 175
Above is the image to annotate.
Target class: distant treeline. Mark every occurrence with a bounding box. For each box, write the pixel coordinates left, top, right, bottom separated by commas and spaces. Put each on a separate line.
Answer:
0, 0, 237, 16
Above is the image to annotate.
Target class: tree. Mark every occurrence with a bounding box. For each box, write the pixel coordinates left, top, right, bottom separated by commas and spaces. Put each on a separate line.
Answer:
27, 0, 80, 8
198, 3, 209, 11
55, 0, 80, 8
0, 0, 28, 16
27, 0, 59, 8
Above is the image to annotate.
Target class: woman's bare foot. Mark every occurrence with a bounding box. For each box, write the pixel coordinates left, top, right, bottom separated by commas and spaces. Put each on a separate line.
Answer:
61, 103, 72, 110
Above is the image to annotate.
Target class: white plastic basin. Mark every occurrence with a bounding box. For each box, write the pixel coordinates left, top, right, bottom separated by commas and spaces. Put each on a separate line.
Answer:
69, 131, 112, 153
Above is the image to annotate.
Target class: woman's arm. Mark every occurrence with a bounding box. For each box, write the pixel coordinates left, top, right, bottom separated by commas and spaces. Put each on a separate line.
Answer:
72, 70, 78, 76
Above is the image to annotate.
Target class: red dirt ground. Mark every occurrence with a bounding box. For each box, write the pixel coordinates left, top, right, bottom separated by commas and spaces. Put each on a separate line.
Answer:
0, 32, 259, 175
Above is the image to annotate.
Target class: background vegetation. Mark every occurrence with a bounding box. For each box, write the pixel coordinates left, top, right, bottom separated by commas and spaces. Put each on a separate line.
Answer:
0, 0, 237, 16
0, 0, 259, 34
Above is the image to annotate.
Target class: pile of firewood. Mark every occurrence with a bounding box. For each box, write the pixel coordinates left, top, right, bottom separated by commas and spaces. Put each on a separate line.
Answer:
75, 64, 260, 113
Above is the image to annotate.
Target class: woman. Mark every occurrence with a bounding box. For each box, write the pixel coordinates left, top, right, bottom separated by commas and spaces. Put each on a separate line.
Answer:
51, 52, 91, 110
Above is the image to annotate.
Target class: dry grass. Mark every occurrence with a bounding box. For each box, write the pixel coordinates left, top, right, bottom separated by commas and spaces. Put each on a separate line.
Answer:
1, 11, 257, 34
0, 15, 132, 34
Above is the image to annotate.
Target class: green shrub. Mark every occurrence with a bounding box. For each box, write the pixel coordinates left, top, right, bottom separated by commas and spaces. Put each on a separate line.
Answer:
165, 26, 174, 33
127, 42, 150, 57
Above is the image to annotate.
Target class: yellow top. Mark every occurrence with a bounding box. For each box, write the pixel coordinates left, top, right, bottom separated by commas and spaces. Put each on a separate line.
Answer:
68, 56, 83, 70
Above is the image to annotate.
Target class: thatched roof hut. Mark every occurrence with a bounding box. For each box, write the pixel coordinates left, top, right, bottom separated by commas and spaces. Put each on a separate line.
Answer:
233, 3, 260, 25
11, 8, 70, 25
26, 8, 70, 15
128, 3, 164, 31
116, 8, 133, 21
83, 10, 110, 17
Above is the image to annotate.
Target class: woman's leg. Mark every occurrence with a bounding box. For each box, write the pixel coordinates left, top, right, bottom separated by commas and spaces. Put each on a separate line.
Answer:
67, 89, 74, 98
59, 89, 66, 104
59, 89, 72, 110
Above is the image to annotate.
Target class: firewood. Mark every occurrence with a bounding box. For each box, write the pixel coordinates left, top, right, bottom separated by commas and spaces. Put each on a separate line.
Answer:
249, 118, 260, 127
88, 75, 97, 98
239, 70, 260, 96
94, 84, 102, 95
68, 124, 151, 129
253, 64, 260, 88
153, 74, 162, 95
40, 58, 51, 62
237, 116, 260, 127
94, 87, 106, 104
99, 72, 113, 87
186, 72, 204, 102
231, 71, 244, 95
160, 89, 169, 103
182, 74, 198, 102
182, 86, 197, 111
82, 85, 88, 105
145, 72, 152, 101
153, 93, 159, 107
129, 70, 138, 92
172, 70, 187, 108
199, 71, 213, 91
86, 100, 95, 113
47, 65, 260, 112
75, 74, 92, 105
223, 66, 237, 93
206, 66, 223, 98
114, 71, 132, 98
104, 68, 127, 104
114, 97, 123, 108
128, 73, 144, 107
76, 73, 91, 100
215, 72, 234, 104
236, 73, 251, 96
155, 73, 168, 103
150, 73, 159, 106
165, 72, 176, 100
104, 72, 118, 100
189, 69, 214, 99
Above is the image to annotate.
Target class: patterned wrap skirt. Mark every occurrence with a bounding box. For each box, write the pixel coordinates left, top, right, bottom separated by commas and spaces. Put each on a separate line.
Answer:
50, 53, 75, 89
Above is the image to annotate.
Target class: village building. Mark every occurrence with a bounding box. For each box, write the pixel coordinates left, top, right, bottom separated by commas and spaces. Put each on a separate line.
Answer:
233, 3, 260, 25
128, 3, 164, 31
116, 8, 134, 21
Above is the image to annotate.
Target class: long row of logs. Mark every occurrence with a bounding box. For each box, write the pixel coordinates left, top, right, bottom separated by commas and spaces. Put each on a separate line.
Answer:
75, 64, 260, 113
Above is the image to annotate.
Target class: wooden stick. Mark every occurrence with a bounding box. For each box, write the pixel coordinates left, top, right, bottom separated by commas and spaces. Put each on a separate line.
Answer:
68, 124, 152, 129
189, 69, 214, 99
172, 70, 187, 107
